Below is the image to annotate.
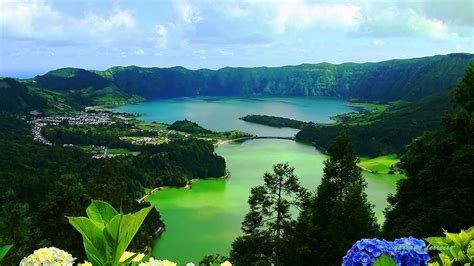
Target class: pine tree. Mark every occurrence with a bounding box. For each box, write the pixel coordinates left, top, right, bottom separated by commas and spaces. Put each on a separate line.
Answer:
230, 163, 308, 266
285, 132, 379, 265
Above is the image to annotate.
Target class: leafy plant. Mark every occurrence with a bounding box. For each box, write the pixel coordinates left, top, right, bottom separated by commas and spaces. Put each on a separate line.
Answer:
373, 254, 397, 266
68, 200, 153, 266
425, 226, 474, 265
0, 244, 13, 263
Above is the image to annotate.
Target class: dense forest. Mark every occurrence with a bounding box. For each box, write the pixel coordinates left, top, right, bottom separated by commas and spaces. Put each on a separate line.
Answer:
33, 53, 473, 102
0, 78, 47, 113
295, 89, 453, 157
0, 114, 226, 264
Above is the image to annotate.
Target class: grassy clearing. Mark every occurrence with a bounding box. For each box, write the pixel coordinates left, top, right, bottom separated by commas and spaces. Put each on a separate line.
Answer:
137, 122, 168, 131
107, 148, 132, 154
360, 154, 399, 172
346, 101, 388, 113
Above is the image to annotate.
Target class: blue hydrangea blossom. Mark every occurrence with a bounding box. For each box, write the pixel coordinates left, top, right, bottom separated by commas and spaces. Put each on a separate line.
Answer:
392, 237, 430, 266
342, 237, 430, 266
342, 238, 394, 266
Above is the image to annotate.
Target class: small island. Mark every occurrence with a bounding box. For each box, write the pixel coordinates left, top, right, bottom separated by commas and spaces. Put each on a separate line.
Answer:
239, 114, 313, 129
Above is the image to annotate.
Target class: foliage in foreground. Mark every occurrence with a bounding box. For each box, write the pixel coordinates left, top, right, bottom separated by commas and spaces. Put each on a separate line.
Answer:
425, 226, 474, 265
17, 200, 234, 265
68, 200, 153, 265
343, 237, 431, 266
0, 244, 12, 263
20, 247, 75, 265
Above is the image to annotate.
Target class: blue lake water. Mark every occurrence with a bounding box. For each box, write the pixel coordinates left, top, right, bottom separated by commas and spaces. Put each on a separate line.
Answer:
115, 97, 356, 137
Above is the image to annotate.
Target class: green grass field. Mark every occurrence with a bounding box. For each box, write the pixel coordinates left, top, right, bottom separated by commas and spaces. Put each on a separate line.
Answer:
359, 154, 399, 172
106, 148, 132, 154
137, 122, 168, 131
346, 101, 388, 113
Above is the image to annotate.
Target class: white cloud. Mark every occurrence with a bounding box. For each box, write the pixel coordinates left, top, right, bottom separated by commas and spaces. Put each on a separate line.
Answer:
359, 6, 452, 39
272, 0, 362, 33
173, 0, 203, 24
0, 0, 137, 41
0, 0, 64, 38
134, 48, 145, 55
219, 50, 234, 56
81, 9, 136, 34
214, 1, 252, 19
154, 24, 168, 48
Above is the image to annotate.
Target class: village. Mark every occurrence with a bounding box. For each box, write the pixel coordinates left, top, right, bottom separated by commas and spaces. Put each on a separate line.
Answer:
27, 111, 192, 158
29, 111, 115, 146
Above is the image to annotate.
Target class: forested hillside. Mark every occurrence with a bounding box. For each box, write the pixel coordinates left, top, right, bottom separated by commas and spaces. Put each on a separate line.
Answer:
97, 53, 473, 101
0, 114, 226, 264
29, 53, 473, 103
0, 78, 47, 113
295, 90, 453, 156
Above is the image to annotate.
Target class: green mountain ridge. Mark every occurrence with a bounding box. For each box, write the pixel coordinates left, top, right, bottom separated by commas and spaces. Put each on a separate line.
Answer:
32, 53, 474, 102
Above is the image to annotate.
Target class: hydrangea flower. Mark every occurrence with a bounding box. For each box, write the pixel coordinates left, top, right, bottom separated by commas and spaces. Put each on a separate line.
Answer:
343, 238, 394, 266
20, 247, 75, 266
392, 237, 430, 266
138, 258, 177, 266
120, 251, 146, 263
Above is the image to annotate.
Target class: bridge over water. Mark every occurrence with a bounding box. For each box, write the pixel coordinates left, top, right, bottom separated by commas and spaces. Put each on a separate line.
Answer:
218, 136, 295, 145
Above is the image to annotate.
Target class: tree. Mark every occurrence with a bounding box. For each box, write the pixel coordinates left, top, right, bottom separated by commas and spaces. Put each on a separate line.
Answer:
285, 132, 379, 265
383, 63, 474, 239
229, 163, 308, 266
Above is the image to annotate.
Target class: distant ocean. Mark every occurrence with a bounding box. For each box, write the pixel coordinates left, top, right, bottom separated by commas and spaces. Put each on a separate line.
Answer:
0, 69, 48, 79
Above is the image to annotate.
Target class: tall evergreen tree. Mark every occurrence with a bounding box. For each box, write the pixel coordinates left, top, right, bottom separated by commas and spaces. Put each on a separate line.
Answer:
229, 163, 308, 266
383, 63, 474, 238
285, 132, 379, 265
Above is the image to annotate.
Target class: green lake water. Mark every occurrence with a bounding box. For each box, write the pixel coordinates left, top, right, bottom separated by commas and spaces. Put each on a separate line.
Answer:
116, 97, 404, 264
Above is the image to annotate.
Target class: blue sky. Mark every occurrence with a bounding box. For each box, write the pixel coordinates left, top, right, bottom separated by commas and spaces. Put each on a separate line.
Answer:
1, 0, 473, 77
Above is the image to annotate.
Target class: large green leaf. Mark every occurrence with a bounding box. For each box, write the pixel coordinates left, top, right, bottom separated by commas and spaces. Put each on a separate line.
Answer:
438, 253, 453, 266
425, 237, 449, 247
0, 244, 13, 263
86, 200, 119, 225
68, 216, 108, 265
445, 231, 463, 247
105, 206, 153, 265
373, 254, 396, 266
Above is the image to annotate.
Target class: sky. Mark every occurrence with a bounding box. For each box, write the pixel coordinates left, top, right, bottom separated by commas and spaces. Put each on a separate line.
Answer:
0, 0, 473, 78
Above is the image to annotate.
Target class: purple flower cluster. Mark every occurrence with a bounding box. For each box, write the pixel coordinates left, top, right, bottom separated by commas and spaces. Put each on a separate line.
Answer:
342, 237, 430, 266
